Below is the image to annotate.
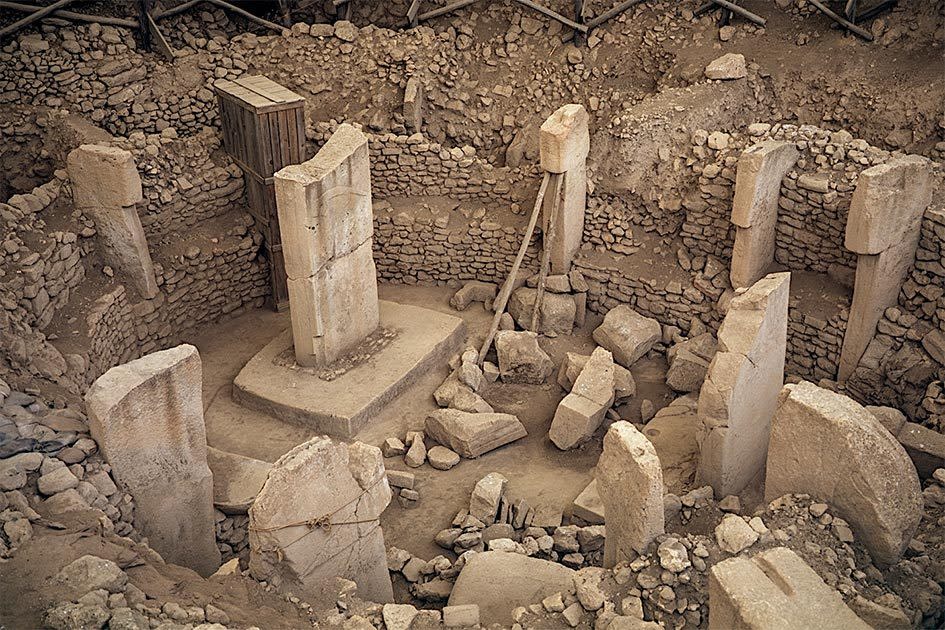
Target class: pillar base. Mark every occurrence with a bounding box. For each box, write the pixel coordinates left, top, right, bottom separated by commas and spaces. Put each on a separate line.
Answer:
233, 300, 465, 438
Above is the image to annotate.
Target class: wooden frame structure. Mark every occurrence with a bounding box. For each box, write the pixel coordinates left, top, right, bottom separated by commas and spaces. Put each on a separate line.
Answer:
694, 0, 896, 41
405, 0, 646, 43
214, 75, 306, 312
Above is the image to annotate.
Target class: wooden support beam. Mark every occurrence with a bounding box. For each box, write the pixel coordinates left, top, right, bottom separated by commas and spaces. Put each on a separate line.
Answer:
0, 0, 76, 38
710, 0, 765, 26
529, 173, 564, 333
478, 172, 551, 366
808, 0, 873, 39
585, 0, 644, 29
145, 8, 175, 60
512, 0, 588, 32
407, 0, 421, 27
0, 1, 138, 27
153, 0, 201, 19
844, 0, 858, 21
854, 0, 896, 23
417, 0, 482, 22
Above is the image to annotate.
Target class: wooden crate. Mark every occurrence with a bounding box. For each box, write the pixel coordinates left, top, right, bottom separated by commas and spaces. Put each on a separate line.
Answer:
214, 75, 306, 311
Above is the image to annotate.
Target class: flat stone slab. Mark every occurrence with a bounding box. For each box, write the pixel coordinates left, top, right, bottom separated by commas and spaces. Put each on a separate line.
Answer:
207, 446, 272, 515
234, 301, 465, 438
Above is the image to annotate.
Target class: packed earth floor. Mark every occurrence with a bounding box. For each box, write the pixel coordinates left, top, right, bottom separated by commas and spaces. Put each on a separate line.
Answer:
0, 1, 945, 629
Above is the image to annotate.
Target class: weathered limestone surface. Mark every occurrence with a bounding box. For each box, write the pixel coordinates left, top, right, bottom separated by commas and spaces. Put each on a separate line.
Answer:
839, 155, 933, 380
207, 446, 272, 515
403, 76, 423, 133
508, 286, 576, 336
730, 141, 799, 289
558, 351, 635, 402
597, 421, 664, 566
249, 437, 393, 603
709, 547, 870, 630
592, 305, 661, 368
425, 409, 527, 458
274, 123, 379, 368
448, 551, 576, 626
539, 104, 589, 274
495, 330, 553, 384
550, 347, 615, 450
766, 381, 923, 566
85, 345, 219, 576
67, 143, 158, 299
666, 333, 718, 393
643, 394, 700, 493
697, 272, 789, 497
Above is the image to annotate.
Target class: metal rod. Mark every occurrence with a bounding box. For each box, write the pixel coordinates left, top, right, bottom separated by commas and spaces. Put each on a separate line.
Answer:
529, 173, 563, 333
586, 0, 644, 29
418, 0, 481, 21
709, 0, 765, 25
512, 0, 588, 32
0, 0, 76, 37
478, 172, 551, 366
854, 0, 896, 23
0, 1, 138, 26
808, 0, 873, 39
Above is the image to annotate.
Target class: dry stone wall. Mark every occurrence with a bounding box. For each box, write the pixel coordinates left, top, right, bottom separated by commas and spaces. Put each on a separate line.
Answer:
310, 123, 531, 204
84, 225, 268, 386
786, 305, 847, 384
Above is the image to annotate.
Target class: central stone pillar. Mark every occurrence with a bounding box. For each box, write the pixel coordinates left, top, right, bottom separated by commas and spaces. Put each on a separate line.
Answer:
539, 104, 589, 275
838, 155, 933, 380
274, 124, 379, 368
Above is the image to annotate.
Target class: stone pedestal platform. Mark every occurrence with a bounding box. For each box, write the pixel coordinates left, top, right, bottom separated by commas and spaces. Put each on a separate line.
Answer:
234, 300, 465, 438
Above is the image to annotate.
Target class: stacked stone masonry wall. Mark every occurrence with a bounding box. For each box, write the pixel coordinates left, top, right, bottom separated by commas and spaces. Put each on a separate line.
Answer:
84, 227, 269, 386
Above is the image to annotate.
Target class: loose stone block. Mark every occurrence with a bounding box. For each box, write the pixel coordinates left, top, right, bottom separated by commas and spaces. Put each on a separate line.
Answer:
697, 272, 789, 498
765, 381, 922, 566
508, 286, 576, 335
67, 144, 157, 299
709, 547, 870, 629
425, 409, 527, 458
592, 305, 661, 368
704, 53, 747, 80
85, 345, 219, 576
274, 123, 379, 368
839, 155, 933, 380
550, 347, 615, 450
597, 421, 664, 566
897, 422, 945, 479
495, 330, 553, 384
403, 77, 424, 133
249, 437, 394, 603
469, 472, 507, 524
729, 141, 799, 289
448, 551, 576, 626
666, 333, 718, 393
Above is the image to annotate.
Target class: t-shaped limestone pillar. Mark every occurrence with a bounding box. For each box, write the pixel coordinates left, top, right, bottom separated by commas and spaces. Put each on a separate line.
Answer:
539, 104, 589, 274
838, 155, 932, 381
67, 144, 158, 299
730, 141, 798, 289
274, 124, 379, 368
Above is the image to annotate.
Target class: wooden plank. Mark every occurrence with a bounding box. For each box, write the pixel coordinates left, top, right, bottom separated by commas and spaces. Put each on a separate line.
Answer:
478, 172, 552, 366
0, 0, 75, 37
145, 10, 175, 61
418, 0, 482, 22
407, 0, 421, 25
511, 0, 588, 32
529, 173, 564, 332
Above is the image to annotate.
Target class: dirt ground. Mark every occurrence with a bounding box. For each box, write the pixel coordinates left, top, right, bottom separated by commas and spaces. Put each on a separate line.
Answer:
197, 282, 674, 564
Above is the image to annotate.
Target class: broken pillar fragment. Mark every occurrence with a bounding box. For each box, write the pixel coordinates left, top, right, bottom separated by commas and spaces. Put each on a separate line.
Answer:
273, 123, 379, 368
765, 381, 923, 566
85, 344, 220, 576
597, 421, 664, 567
696, 272, 789, 498
249, 436, 394, 603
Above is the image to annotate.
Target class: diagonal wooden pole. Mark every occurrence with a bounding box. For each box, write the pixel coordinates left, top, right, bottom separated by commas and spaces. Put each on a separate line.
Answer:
529, 173, 563, 333
478, 172, 551, 366
0, 0, 76, 38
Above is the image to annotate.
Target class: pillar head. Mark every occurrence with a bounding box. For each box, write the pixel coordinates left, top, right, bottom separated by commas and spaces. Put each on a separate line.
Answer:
67, 143, 143, 209
540, 104, 589, 173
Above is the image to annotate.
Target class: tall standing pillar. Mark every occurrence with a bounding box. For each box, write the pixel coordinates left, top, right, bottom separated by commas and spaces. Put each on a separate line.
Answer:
274, 124, 379, 368
539, 104, 589, 275
729, 141, 798, 289
838, 155, 933, 380
67, 144, 158, 299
